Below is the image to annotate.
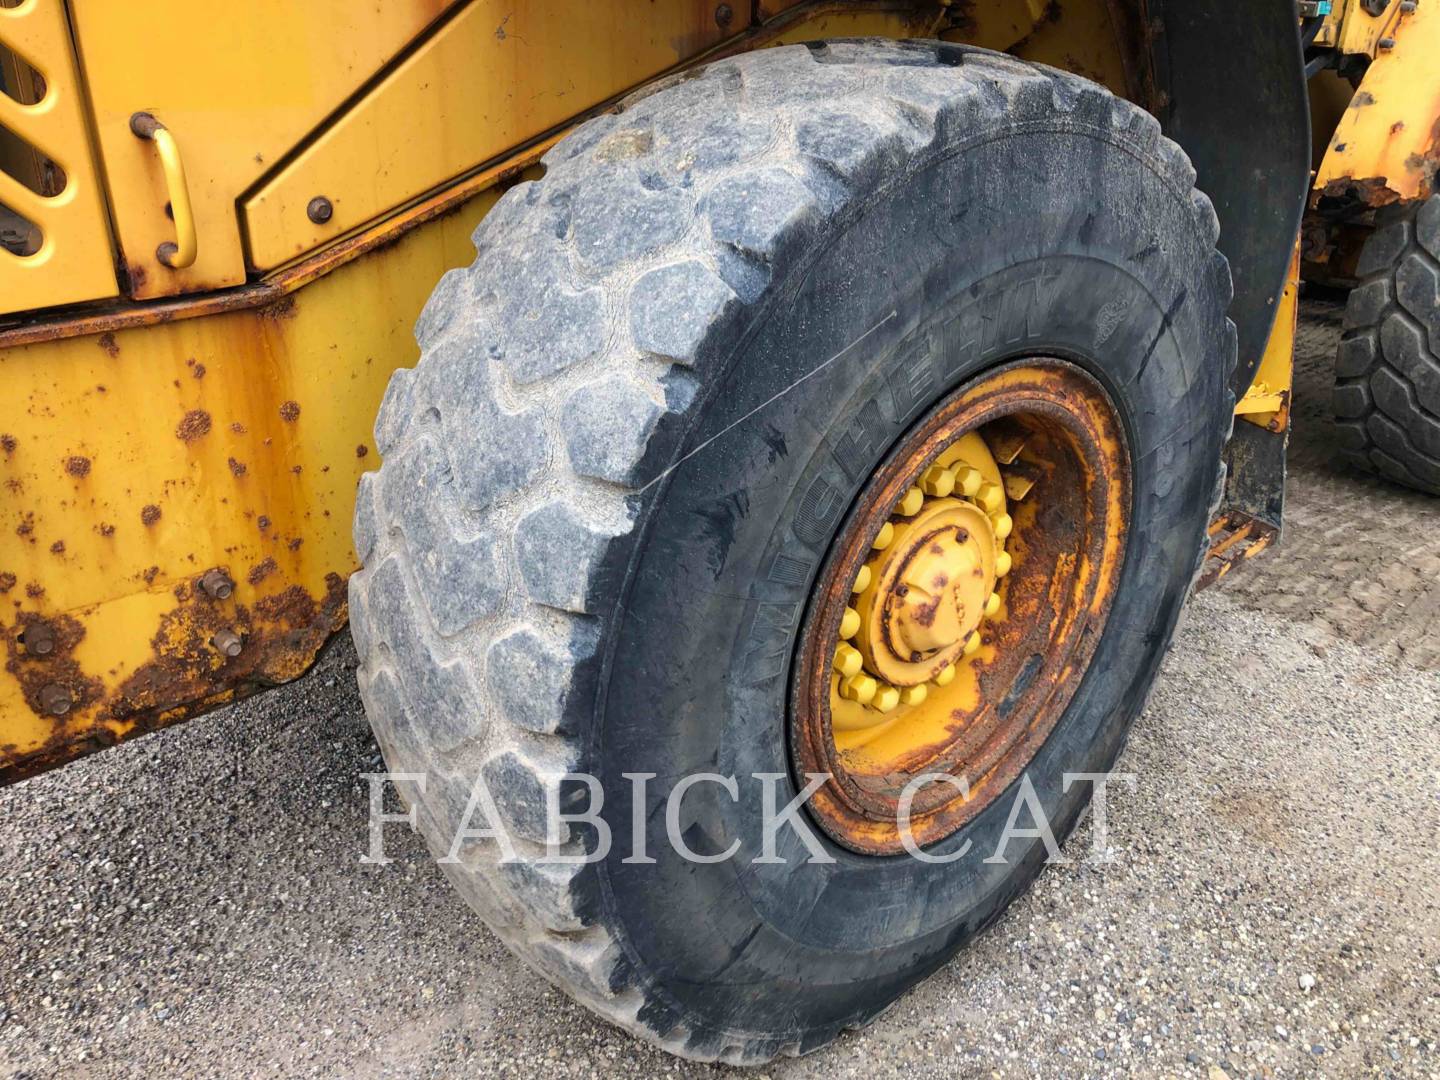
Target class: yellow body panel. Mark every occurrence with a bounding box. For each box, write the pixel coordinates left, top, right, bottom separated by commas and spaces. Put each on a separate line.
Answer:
1236, 247, 1299, 431
1315, 0, 1440, 205
243, 2, 734, 271
0, 0, 117, 314
67, 0, 466, 298
0, 172, 518, 779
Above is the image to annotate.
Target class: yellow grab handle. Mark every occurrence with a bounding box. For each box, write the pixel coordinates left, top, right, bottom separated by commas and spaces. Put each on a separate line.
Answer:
129, 112, 197, 269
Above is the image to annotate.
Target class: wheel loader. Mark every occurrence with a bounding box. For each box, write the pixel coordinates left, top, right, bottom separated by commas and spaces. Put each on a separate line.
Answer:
2, 0, 1437, 1063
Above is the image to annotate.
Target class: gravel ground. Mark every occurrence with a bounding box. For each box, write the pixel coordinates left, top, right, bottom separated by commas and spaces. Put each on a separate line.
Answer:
1, 303, 1437, 1079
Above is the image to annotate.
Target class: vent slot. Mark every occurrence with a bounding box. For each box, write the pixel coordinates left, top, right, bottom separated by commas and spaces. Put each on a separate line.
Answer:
0, 196, 41, 256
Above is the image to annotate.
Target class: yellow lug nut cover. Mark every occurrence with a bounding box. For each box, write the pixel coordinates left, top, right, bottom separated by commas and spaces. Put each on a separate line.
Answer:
897, 487, 925, 516
839, 607, 861, 639
872, 521, 895, 549
852, 564, 872, 593
963, 630, 982, 656
992, 513, 1013, 540
954, 465, 983, 498
932, 663, 956, 687
976, 481, 1005, 515
899, 683, 928, 706
872, 683, 901, 713
994, 550, 1012, 577
840, 673, 878, 705
834, 642, 863, 678
984, 592, 1001, 617
920, 464, 955, 497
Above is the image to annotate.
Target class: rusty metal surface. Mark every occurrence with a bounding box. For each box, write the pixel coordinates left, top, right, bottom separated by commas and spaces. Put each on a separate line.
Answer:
1196, 511, 1279, 592
790, 359, 1131, 854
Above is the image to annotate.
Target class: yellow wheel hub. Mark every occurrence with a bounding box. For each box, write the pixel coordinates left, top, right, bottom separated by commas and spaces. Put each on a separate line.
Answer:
792, 359, 1132, 855
830, 431, 1010, 733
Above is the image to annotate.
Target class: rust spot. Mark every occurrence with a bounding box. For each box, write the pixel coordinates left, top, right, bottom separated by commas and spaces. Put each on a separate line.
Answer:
1319, 175, 1401, 209
141, 504, 162, 526
1351, 91, 1376, 108
279, 400, 301, 422
257, 515, 271, 531
49, 540, 64, 556
16, 513, 33, 539
287, 537, 303, 552
176, 409, 212, 441
142, 565, 160, 585
192, 362, 206, 380
25, 582, 43, 598
0, 572, 14, 593
97, 522, 115, 537
64, 455, 91, 478
231, 422, 247, 435
128, 263, 148, 290
247, 557, 277, 586
290, 465, 303, 475
356, 443, 369, 458
4, 612, 104, 722
227, 457, 248, 477
260, 295, 297, 321
97, 332, 119, 358
0, 434, 15, 456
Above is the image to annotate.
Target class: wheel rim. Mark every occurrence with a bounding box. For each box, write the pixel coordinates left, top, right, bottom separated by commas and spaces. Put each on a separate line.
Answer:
790, 358, 1132, 855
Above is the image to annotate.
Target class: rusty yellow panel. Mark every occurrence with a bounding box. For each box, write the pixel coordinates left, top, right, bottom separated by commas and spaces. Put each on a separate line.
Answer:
1315, 0, 1440, 205
1236, 245, 1298, 431
0, 182, 504, 781
242, 1, 733, 271
0, 0, 118, 315
1334, 0, 1407, 56
67, 0, 466, 299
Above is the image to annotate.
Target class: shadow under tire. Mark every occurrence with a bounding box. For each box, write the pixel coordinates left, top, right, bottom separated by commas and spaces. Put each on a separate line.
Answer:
348, 40, 1236, 1063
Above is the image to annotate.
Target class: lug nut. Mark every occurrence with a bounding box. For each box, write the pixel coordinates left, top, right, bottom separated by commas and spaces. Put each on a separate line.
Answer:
852, 565, 872, 593
899, 683, 928, 706
932, 663, 956, 687
872, 683, 901, 713
839, 607, 861, 639
920, 464, 955, 497
834, 642, 863, 678
992, 512, 1013, 540
984, 592, 1001, 618
872, 522, 894, 550
954, 465, 983, 497
211, 628, 243, 657
897, 487, 925, 516
963, 630, 982, 656
995, 550, 1013, 577
307, 195, 334, 224
976, 481, 1004, 515
199, 568, 234, 600
21, 620, 55, 657
39, 683, 71, 716
839, 673, 878, 705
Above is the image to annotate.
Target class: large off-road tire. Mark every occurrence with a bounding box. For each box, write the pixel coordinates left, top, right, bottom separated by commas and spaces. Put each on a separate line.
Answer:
1334, 194, 1440, 492
350, 40, 1234, 1062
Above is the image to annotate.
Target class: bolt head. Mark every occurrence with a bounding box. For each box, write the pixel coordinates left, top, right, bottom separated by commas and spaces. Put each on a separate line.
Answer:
22, 621, 55, 657
307, 196, 334, 224
714, 3, 734, 28
211, 628, 243, 657
39, 683, 71, 716
200, 569, 234, 600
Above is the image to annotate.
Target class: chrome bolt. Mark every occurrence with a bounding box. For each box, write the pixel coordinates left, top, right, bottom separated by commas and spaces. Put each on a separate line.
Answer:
199, 568, 234, 600
22, 620, 55, 657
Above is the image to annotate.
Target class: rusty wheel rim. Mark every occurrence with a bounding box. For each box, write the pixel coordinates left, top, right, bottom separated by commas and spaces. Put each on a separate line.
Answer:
790, 358, 1131, 855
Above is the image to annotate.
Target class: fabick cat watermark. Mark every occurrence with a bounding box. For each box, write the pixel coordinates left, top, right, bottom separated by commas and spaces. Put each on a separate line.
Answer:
359, 769, 1135, 867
